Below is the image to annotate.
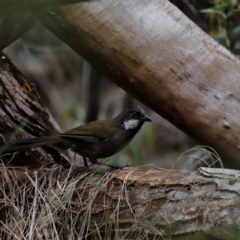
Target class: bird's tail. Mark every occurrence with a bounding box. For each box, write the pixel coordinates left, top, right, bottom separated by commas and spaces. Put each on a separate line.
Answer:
1, 135, 59, 153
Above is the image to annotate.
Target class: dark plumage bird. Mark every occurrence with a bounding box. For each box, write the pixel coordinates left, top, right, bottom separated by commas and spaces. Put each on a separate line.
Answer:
3, 105, 152, 168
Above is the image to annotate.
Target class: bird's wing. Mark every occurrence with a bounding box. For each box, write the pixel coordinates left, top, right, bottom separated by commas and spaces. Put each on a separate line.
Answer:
59, 120, 116, 143
59, 134, 101, 143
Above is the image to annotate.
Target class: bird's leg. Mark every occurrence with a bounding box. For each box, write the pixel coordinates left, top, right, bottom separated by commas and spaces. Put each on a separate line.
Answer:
83, 157, 89, 167
89, 157, 127, 170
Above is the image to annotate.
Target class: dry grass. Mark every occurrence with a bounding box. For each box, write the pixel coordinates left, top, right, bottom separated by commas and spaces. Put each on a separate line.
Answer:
0, 162, 167, 240
0, 164, 95, 239
0, 147, 225, 240
177, 145, 223, 170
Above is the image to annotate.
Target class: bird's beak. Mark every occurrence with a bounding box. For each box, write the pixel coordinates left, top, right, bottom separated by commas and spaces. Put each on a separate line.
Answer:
142, 114, 152, 122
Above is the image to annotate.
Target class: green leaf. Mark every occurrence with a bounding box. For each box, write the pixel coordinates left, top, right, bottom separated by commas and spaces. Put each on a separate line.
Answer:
144, 126, 154, 151
200, 7, 226, 19
229, 26, 240, 47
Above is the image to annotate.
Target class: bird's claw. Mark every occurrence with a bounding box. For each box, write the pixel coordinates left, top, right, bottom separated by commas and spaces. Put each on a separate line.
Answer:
108, 164, 129, 171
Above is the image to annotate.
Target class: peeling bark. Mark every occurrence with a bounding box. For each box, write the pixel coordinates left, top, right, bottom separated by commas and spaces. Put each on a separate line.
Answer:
90, 167, 240, 237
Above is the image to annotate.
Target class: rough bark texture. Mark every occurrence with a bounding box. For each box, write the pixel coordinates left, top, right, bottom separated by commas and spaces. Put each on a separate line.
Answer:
0, 52, 69, 167
91, 167, 240, 238
1, 166, 240, 239
41, 0, 240, 168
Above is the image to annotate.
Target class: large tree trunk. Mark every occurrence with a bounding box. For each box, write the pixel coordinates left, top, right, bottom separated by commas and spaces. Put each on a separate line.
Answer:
1, 165, 240, 239
40, 0, 240, 168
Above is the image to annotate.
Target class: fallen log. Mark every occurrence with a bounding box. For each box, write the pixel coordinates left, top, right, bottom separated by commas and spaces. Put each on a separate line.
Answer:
0, 166, 239, 239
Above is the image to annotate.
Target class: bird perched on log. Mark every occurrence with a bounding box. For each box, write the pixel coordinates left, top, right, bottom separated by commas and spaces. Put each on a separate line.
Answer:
3, 105, 152, 168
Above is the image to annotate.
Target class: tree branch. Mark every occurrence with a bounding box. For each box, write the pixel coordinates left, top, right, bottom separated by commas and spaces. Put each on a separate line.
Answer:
41, 0, 240, 167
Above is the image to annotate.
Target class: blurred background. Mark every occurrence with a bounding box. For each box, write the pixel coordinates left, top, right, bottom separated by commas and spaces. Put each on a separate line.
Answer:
4, 0, 240, 169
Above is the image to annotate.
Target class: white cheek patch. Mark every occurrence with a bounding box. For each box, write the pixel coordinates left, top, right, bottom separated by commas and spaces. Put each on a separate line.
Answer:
123, 119, 140, 130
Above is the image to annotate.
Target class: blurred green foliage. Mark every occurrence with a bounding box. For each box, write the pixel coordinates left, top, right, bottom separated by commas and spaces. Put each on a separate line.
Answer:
201, 0, 240, 54
59, 100, 85, 127
144, 125, 154, 152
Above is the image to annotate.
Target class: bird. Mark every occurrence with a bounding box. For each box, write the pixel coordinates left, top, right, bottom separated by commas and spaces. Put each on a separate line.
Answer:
3, 104, 152, 168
